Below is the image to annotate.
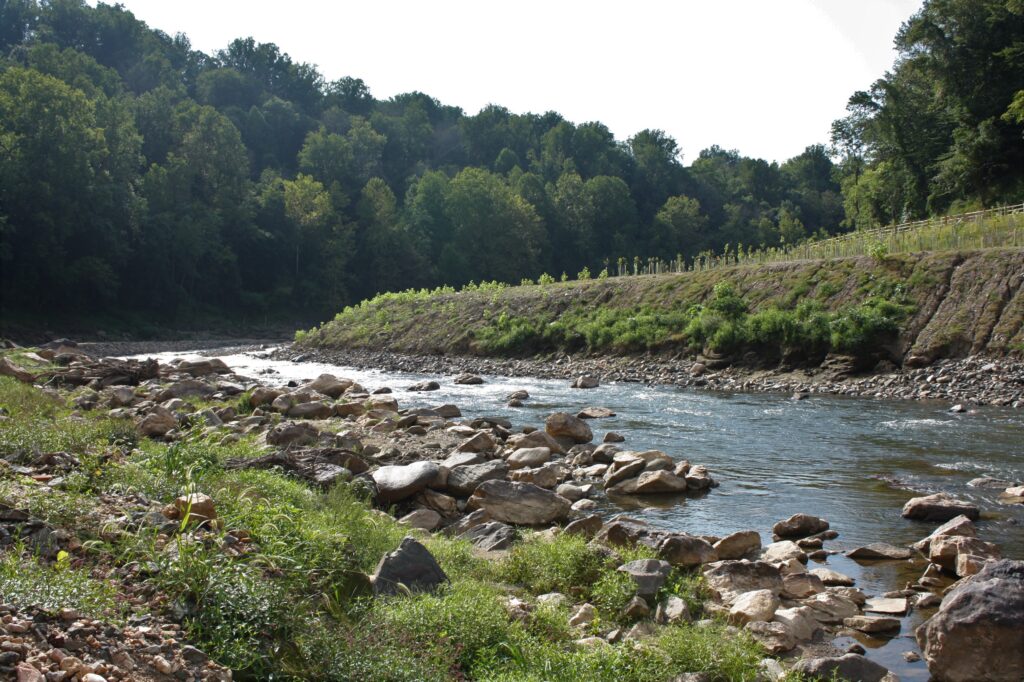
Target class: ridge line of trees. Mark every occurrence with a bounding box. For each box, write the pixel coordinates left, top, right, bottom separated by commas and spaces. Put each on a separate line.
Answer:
1, 0, 1021, 324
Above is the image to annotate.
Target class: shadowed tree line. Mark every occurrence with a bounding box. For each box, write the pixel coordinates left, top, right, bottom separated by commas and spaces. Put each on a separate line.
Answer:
1, 0, 1021, 324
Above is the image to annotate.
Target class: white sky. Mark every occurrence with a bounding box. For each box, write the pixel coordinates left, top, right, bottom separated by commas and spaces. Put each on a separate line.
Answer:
106, 0, 923, 164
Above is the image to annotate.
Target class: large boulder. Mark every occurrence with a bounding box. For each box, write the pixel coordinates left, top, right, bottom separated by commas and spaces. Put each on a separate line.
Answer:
570, 375, 599, 389
371, 537, 448, 596
928, 535, 1001, 573
772, 513, 829, 538
614, 470, 689, 495
372, 462, 441, 504
307, 374, 353, 398
445, 460, 508, 496
913, 514, 977, 553
469, 480, 571, 525
507, 447, 551, 470
659, 534, 718, 568
902, 493, 980, 522
792, 654, 889, 682
703, 560, 783, 602
138, 406, 177, 437
460, 521, 516, 551
714, 530, 762, 560
917, 560, 1024, 682
506, 430, 566, 455
729, 589, 780, 624
545, 412, 593, 444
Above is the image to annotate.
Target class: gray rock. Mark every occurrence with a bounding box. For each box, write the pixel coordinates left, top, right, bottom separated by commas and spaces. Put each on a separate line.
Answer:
902, 493, 980, 522
372, 461, 441, 504
266, 421, 320, 447
453, 373, 484, 385
917, 559, 1024, 682
407, 380, 440, 392
446, 460, 508, 496
618, 559, 672, 598
460, 521, 516, 551
571, 375, 599, 389
577, 407, 615, 419
371, 537, 448, 596
563, 514, 603, 538
507, 447, 551, 470
792, 653, 889, 682
846, 542, 913, 561
772, 513, 829, 538
470, 480, 571, 525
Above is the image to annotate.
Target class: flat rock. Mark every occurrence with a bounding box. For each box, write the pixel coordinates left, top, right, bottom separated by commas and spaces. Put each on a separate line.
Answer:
846, 543, 913, 561
810, 568, 855, 586
470, 480, 571, 525
902, 493, 980, 522
762, 540, 807, 563
864, 597, 908, 616
843, 615, 900, 634
577, 407, 615, 419
372, 461, 441, 503
372, 537, 448, 596
460, 521, 516, 551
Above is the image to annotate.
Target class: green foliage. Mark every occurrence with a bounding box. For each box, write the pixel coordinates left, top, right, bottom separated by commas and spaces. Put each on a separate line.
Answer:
0, 550, 120, 618
537, 272, 556, 285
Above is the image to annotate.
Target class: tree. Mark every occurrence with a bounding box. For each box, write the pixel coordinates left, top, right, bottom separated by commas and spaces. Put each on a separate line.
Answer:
653, 196, 708, 256
284, 173, 332, 279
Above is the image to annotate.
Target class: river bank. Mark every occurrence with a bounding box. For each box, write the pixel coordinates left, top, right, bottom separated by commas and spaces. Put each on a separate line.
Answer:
2, 347, 1022, 681
277, 345, 1024, 408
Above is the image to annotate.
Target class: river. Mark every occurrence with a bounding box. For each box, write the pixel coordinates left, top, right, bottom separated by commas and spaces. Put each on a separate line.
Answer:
133, 346, 1024, 680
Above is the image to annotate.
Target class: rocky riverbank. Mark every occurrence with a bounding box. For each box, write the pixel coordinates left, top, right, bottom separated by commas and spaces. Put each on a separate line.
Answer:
278, 345, 1024, 408
2, 348, 1022, 681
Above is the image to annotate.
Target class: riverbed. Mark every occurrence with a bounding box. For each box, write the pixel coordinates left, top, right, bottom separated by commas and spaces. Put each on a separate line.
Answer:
130, 345, 1024, 680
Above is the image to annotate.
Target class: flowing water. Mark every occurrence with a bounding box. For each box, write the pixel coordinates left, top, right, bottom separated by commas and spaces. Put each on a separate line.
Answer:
134, 347, 1024, 680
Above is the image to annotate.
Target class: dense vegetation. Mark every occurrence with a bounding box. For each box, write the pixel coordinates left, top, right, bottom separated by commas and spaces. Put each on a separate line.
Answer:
0, 367, 773, 681
0, 0, 1021, 328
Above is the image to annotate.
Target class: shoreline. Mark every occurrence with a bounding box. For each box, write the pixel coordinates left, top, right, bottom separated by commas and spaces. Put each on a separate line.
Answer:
279, 345, 1024, 408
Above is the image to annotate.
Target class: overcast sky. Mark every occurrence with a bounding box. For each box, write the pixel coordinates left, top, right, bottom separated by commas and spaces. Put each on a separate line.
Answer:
107, 0, 924, 164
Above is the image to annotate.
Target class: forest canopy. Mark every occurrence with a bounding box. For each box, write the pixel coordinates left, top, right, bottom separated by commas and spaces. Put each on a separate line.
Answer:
1, 0, 1021, 325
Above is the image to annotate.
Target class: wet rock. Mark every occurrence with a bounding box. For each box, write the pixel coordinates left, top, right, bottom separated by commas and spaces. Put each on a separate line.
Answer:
846, 543, 913, 561
570, 375, 599, 389
913, 514, 977, 553
577, 407, 615, 419
902, 493, 980, 522
772, 513, 829, 538
372, 462, 442, 503
407, 380, 440, 392
684, 464, 717, 490
604, 457, 645, 487
792, 653, 890, 682
453, 373, 484, 385
545, 412, 593, 443
470, 480, 571, 525
460, 521, 516, 551
917, 560, 1024, 682
659, 534, 718, 568
730, 589, 780, 624
618, 559, 672, 598
371, 537, 448, 596
603, 431, 625, 443
446, 460, 508, 496
307, 374, 353, 398
967, 476, 1014, 489
713, 530, 762, 560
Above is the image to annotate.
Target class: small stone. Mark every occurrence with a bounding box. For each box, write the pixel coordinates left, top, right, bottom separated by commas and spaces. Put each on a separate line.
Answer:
568, 603, 597, 627
621, 596, 650, 619
864, 597, 909, 616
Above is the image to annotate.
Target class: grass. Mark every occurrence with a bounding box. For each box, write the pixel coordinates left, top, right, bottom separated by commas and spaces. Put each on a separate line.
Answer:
0, 364, 772, 681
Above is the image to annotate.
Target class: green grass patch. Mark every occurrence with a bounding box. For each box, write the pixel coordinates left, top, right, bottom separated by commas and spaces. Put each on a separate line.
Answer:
0, 550, 121, 618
